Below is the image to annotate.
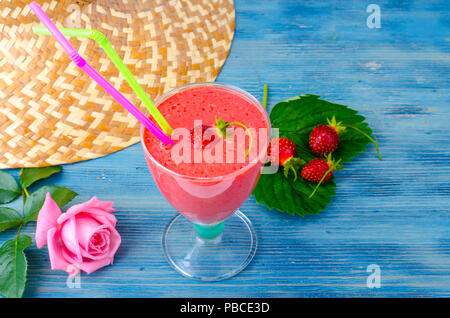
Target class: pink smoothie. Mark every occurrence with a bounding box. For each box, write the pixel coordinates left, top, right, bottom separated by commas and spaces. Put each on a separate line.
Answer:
142, 84, 270, 224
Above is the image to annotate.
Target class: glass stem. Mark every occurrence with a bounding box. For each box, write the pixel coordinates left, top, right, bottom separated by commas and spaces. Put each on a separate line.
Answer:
193, 221, 225, 240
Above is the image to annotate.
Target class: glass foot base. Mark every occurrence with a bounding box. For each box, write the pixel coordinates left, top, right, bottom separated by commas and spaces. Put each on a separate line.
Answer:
162, 210, 257, 281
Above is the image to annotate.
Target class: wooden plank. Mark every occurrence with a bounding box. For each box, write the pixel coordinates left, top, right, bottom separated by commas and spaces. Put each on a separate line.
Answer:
1, 0, 449, 297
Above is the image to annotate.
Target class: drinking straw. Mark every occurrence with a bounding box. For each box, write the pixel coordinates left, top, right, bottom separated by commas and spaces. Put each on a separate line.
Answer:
32, 26, 173, 135
28, 2, 174, 145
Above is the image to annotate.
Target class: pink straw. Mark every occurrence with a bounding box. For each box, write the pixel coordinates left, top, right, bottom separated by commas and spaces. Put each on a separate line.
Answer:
28, 2, 174, 145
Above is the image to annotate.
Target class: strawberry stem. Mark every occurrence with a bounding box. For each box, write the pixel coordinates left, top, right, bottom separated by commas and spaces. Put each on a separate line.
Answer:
215, 116, 253, 158
288, 165, 298, 181
308, 167, 332, 199
342, 123, 382, 160
283, 157, 306, 181
327, 116, 346, 134
228, 121, 253, 157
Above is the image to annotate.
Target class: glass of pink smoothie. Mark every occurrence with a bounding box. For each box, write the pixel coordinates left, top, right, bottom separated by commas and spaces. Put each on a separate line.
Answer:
141, 82, 270, 281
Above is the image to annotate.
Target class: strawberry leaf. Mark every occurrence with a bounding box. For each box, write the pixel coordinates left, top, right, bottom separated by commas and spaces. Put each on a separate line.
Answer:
253, 94, 374, 216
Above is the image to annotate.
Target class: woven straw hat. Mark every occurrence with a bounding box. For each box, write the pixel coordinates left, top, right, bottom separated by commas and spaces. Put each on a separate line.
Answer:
0, 0, 235, 168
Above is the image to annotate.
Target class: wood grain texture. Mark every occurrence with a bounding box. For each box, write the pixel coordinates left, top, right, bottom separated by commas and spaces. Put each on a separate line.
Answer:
1, 0, 449, 297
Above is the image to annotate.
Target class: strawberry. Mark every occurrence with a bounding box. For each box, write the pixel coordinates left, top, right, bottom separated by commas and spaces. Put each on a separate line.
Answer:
309, 116, 345, 156
190, 124, 216, 149
301, 154, 342, 198
268, 137, 305, 180
310, 116, 382, 160
301, 158, 334, 183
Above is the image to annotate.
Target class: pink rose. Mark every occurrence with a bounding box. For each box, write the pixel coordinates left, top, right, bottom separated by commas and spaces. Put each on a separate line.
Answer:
35, 193, 121, 277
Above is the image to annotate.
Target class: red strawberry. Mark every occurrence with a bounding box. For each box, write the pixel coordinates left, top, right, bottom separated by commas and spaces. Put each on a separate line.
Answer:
268, 137, 305, 180
301, 154, 342, 198
309, 116, 345, 156
190, 124, 216, 149
268, 137, 295, 165
310, 116, 382, 160
190, 116, 253, 156
301, 158, 334, 183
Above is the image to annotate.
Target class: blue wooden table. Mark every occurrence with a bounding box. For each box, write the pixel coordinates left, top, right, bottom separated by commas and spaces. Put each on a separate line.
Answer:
2, 0, 450, 297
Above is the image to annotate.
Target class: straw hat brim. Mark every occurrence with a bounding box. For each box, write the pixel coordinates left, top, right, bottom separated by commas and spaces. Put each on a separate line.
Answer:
0, 0, 235, 168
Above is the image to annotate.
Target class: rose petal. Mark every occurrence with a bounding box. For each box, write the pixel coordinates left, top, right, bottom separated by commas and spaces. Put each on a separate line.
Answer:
78, 226, 121, 261
35, 193, 62, 248
72, 209, 117, 228
57, 197, 115, 225
88, 228, 110, 254
74, 215, 102, 250
60, 217, 83, 263
77, 257, 114, 275
105, 227, 121, 259
47, 227, 73, 272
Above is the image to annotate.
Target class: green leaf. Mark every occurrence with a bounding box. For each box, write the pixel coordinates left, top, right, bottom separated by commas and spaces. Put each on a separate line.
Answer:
254, 166, 337, 216
23, 185, 78, 224
0, 235, 32, 298
271, 94, 373, 164
253, 94, 373, 216
0, 171, 21, 204
0, 208, 23, 232
19, 166, 62, 189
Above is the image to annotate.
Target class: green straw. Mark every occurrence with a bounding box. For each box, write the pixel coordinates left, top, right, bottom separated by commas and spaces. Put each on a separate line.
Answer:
262, 84, 268, 109
33, 26, 173, 134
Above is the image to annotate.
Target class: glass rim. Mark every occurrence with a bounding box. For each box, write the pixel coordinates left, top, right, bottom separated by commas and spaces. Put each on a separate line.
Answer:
140, 82, 272, 181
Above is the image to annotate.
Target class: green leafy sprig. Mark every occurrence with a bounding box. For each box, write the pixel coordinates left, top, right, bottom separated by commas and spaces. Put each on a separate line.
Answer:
0, 166, 77, 298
